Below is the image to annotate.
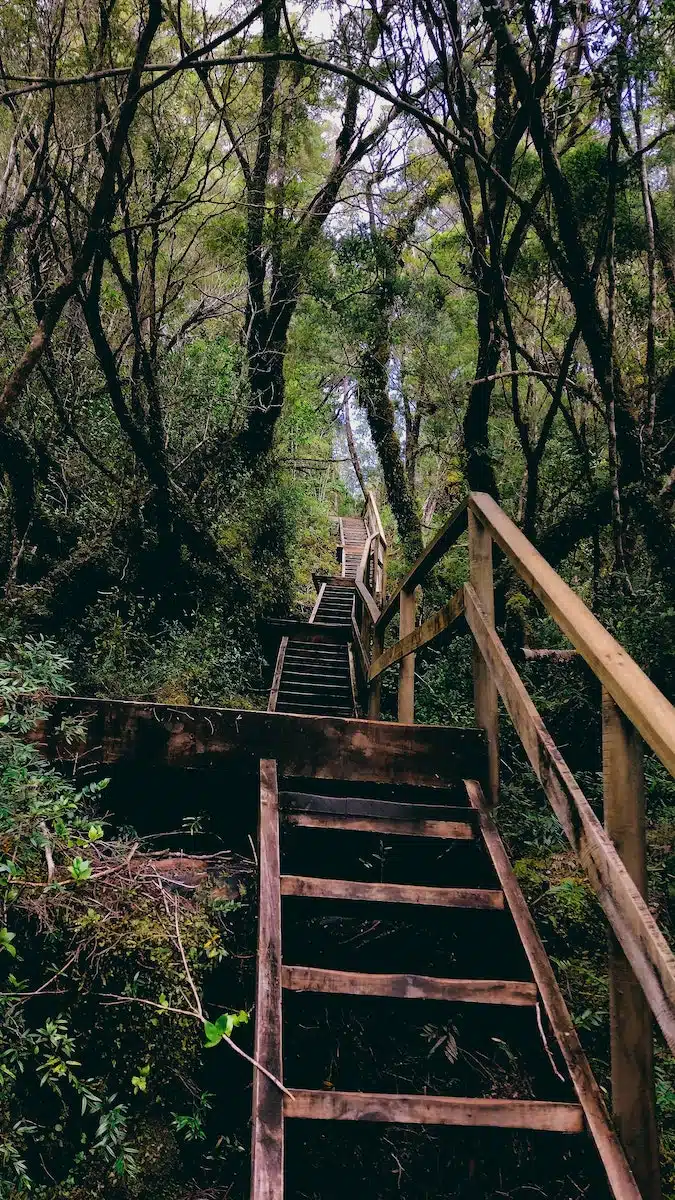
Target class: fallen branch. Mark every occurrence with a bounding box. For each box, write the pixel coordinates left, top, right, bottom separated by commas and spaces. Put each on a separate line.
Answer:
38, 821, 55, 883
98, 992, 293, 1098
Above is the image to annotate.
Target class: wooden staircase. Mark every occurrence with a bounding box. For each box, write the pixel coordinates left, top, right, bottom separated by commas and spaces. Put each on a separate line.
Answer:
251, 497, 659, 1200
267, 517, 369, 719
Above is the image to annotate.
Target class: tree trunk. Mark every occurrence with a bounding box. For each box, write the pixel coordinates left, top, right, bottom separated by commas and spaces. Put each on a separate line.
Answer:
343, 382, 367, 499
359, 330, 423, 561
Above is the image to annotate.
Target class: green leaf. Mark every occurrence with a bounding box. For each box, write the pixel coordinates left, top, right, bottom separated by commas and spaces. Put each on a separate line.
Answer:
69, 857, 92, 881
203, 1010, 249, 1048
203, 1021, 222, 1048
0, 928, 16, 956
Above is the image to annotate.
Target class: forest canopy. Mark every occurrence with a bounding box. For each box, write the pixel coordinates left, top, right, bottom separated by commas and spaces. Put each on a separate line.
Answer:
0, 0, 673, 683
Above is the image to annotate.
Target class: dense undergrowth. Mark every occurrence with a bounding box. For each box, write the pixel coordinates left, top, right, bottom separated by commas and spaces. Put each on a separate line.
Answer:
0, 637, 258, 1198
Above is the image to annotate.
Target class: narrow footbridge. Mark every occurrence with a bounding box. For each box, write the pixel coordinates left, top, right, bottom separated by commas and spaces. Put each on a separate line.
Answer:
43, 492, 675, 1200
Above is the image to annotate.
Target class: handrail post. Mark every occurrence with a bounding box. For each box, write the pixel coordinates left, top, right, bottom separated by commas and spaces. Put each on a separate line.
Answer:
468, 508, 499, 803
397, 587, 415, 723
368, 627, 383, 718
602, 689, 661, 1200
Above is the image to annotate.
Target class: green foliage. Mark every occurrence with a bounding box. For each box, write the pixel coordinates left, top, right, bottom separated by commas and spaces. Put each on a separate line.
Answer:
0, 639, 253, 1197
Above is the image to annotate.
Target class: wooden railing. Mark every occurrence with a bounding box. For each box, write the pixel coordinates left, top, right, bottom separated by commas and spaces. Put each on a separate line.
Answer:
364, 491, 675, 1200
351, 492, 386, 710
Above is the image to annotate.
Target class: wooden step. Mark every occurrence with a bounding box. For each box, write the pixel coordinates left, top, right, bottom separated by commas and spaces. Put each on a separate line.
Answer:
280, 875, 504, 909
281, 790, 471, 821
283, 668, 351, 680
283, 1090, 584, 1131
285, 812, 475, 839
278, 686, 353, 696
276, 700, 355, 710
286, 646, 347, 657
284, 653, 348, 664
282, 966, 537, 1005
281, 678, 351, 689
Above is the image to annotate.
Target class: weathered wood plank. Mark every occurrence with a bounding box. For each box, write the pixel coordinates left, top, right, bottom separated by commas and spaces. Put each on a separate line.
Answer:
355, 578, 380, 625
350, 613, 370, 706
376, 499, 468, 633
251, 760, 284, 1200
38, 701, 485, 786
346, 646, 359, 718
280, 875, 504, 909
469, 491, 675, 779
368, 625, 383, 718
468, 510, 500, 805
309, 583, 326, 623
364, 489, 387, 547
464, 584, 675, 1054
602, 691, 661, 1199
282, 966, 536, 1005
465, 779, 641, 1200
267, 637, 288, 714
397, 587, 416, 724
284, 812, 475, 839
369, 588, 465, 680
284, 1090, 583, 1132
281, 790, 470, 822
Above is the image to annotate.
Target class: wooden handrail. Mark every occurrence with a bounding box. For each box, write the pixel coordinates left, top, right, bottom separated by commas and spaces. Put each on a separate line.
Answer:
369, 587, 465, 680
365, 489, 675, 1193
464, 582, 675, 1052
363, 489, 387, 547
371, 490, 675, 778
468, 492, 675, 778
375, 499, 467, 633
354, 533, 380, 625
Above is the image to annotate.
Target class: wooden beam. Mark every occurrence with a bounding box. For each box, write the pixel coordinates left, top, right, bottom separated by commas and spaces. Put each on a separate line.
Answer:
368, 625, 383, 718
468, 492, 675, 779
281, 790, 473, 823
369, 588, 464, 680
364, 489, 387, 547
602, 691, 661, 1200
284, 812, 474, 839
280, 875, 503, 909
347, 646, 359, 717
350, 613, 370, 694
464, 584, 675, 1054
282, 966, 536, 1005
308, 583, 326, 623
356, 533, 373, 587
41, 700, 485, 786
465, 780, 641, 1200
355, 578, 380, 625
267, 637, 288, 713
376, 499, 468, 633
251, 760, 284, 1200
284, 1090, 583, 1132
468, 510, 500, 805
398, 587, 416, 723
